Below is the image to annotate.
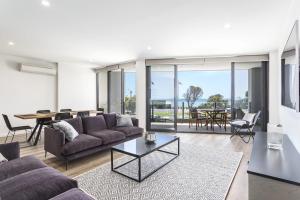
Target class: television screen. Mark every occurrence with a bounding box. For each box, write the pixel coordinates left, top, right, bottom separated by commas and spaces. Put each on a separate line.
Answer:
281, 21, 299, 111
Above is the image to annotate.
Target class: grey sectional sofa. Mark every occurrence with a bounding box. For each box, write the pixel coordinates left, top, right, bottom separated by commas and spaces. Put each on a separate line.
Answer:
44, 113, 144, 169
0, 142, 93, 200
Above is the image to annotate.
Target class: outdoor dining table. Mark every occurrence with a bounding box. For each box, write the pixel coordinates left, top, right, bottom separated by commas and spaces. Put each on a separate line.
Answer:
200, 109, 226, 131
14, 110, 102, 146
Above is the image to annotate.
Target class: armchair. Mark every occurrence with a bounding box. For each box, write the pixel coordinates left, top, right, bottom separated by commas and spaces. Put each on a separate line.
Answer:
0, 142, 20, 161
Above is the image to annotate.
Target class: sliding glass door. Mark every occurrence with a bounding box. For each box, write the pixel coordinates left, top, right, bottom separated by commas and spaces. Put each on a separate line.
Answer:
233, 62, 268, 130
177, 65, 231, 133
124, 69, 136, 115
146, 61, 269, 133
108, 69, 122, 113
146, 65, 176, 131
108, 68, 136, 115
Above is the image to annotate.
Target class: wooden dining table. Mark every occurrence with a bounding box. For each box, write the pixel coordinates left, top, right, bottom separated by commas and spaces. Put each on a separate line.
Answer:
200, 109, 226, 131
14, 110, 103, 146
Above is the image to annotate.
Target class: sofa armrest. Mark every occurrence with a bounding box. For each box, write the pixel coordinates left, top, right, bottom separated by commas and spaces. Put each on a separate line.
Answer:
131, 118, 139, 127
44, 127, 66, 157
0, 142, 20, 161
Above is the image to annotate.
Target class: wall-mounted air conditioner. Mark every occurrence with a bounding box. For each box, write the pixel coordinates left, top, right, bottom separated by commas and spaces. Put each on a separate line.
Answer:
20, 64, 57, 76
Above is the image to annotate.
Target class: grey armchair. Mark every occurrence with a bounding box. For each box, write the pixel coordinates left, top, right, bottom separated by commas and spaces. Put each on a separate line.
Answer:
0, 142, 20, 161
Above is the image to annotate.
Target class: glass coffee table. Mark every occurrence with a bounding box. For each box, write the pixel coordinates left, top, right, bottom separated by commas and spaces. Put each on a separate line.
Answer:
111, 134, 180, 182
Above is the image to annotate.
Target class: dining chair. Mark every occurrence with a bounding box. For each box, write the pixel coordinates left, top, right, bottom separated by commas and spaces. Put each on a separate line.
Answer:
36, 110, 53, 125
60, 109, 72, 112
2, 114, 32, 143
196, 110, 208, 130
97, 108, 104, 112
77, 111, 90, 118
188, 110, 198, 128
54, 112, 72, 121
97, 108, 104, 115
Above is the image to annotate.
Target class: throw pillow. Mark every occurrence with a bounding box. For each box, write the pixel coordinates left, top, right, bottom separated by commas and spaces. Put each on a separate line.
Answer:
116, 115, 133, 127
53, 121, 79, 141
0, 153, 8, 164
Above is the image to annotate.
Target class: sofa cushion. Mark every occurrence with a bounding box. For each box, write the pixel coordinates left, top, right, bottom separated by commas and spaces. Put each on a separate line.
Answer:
88, 129, 125, 145
0, 155, 47, 181
113, 126, 144, 137
103, 113, 117, 129
82, 116, 107, 134
0, 167, 78, 200
62, 134, 102, 156
64, 117, 84, 134
49, 188, 94, 200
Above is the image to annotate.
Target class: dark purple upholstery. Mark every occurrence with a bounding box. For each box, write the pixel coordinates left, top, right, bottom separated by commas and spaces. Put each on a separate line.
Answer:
49, 188, 95, 200
0, 142, 20, 161
0, 155, 47, 181
65, 117, 84, 134
44, 127, 66, 157
103, 113, 117, 128
113, 126, 144, 137
88, 129, 125, 145
82, 115, 107, 134
62, 134, 102, 156
0, 167, 78, 200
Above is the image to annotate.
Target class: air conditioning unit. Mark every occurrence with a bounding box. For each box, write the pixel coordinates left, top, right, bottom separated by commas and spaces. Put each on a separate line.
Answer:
20, 64, 57, 76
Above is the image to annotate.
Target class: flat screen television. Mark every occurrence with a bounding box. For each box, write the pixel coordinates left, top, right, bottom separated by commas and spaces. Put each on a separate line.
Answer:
281, 21, 300, 111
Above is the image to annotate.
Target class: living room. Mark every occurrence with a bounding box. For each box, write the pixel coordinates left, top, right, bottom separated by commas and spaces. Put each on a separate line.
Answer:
1, 0, 300, 200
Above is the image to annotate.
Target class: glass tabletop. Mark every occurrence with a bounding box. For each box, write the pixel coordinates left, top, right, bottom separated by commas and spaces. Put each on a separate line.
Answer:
112, 134, 178, 157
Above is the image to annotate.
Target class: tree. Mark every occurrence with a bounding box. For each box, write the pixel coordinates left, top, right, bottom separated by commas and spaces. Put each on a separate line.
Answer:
124, 93, 136, 114
207, 94, 224, 103
199, 94, 228, 109
183, 86, 203, 111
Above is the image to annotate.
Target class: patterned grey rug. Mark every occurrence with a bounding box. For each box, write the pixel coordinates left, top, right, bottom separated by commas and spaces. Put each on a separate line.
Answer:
75, 142, 243, 200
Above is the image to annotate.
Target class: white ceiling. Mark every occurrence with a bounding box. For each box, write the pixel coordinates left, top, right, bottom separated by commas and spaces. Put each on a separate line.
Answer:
0, 0, 294, 66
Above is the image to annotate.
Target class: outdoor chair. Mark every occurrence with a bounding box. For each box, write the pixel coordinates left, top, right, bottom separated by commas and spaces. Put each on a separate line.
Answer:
230, 111, 261, 143
189, 110, 207, 130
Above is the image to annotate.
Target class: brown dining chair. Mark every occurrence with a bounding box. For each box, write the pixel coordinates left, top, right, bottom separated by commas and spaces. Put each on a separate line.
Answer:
36, 110, 53, 125
2, 114, 32, 143
77, 111, 90, 118
188, 111, 198, 128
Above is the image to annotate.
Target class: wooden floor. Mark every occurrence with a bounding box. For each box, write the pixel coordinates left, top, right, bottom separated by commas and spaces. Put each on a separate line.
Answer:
0, 132, 252, 200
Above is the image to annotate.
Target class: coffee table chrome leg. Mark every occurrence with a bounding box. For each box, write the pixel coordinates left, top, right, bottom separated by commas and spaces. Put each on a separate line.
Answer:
138, 157, 141, 182
111, 149, 113, 171
178, 138, 180, 155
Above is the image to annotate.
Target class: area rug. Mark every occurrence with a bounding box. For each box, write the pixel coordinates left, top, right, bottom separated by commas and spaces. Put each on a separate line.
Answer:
75, 142, 243, 200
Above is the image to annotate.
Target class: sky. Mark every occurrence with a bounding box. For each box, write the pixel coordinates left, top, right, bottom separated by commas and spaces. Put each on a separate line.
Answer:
124, 70, 249, 100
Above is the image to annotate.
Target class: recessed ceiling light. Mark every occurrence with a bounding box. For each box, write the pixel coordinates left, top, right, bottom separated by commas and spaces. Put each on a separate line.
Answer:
224, 23, 231, 29
8, 41, 15, 46
147, 46, 152, 51
41, 0, 50, 7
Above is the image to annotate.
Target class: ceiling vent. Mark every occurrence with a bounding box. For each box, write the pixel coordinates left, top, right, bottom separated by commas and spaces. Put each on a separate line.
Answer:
20, 64, 57, 76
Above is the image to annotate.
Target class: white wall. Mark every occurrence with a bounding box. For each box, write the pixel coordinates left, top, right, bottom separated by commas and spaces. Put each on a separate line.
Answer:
0, 54, 57, 136
276, 0, 300, 152
57, 62, 97, 111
